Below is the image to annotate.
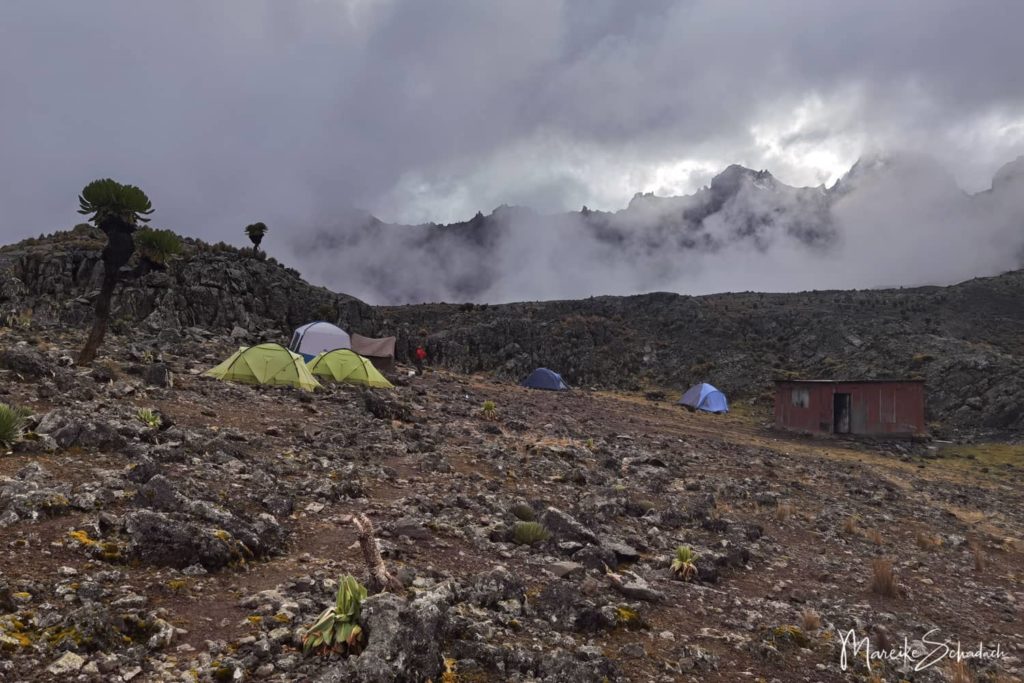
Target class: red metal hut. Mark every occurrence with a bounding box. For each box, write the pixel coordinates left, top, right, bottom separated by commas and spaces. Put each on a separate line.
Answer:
774, 379, 926, 437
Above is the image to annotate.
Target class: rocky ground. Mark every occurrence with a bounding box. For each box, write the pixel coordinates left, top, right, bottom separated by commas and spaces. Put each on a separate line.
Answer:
1, 323, 1023, 682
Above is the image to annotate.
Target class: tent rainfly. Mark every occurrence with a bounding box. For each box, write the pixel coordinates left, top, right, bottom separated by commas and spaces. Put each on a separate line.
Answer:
206, 343, 321, 391
289, 321, 351, 361
307, 349, 394, 388
521, 368, 569, 391
678, 383, 728, 413
350, 333, 396, 372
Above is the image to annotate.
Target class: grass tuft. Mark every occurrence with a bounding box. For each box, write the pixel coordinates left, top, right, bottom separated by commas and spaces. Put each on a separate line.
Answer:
800, 609, 821, 632
870, 558, 898, 598
776, 501, 795, 522
970, 542, 986, 573
948, 659, 974, 683
512, 521, 551, 546
842, 515, 860, 535
0, 403, 30, 447
916, 532, 942, 551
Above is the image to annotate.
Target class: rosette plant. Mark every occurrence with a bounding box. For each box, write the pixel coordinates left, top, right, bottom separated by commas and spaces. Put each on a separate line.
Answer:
302, 575, 368, 656
670, 545, 698, 581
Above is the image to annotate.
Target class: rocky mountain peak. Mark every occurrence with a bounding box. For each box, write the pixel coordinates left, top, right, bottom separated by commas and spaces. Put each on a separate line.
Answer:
709, 164, 775, 197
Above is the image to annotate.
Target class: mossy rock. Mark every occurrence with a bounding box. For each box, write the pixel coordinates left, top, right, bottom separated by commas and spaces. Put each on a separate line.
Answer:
771, 624, 811, 648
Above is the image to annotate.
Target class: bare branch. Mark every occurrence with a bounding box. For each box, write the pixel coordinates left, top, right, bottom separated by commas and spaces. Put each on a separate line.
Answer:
352, 514, 404, 595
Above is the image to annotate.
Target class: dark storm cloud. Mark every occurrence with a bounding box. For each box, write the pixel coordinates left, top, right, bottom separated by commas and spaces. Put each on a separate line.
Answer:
1, 1, 1023, 301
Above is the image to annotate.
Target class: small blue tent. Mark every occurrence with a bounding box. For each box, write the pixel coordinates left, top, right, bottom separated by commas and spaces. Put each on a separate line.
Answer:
678, 383, 728, 413
521, 368, 569, 391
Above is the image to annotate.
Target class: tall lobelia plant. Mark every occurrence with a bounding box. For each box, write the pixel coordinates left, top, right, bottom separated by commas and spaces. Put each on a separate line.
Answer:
76, 179, 154, 366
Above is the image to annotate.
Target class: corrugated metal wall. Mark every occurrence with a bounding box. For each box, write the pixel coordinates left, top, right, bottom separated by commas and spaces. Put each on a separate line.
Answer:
774, 381, 925, 437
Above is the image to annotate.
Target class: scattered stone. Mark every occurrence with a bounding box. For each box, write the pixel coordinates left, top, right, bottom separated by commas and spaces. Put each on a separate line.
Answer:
550, 561, 585, 579
143, 362, 173, 388
46, 652, 85, 676
541, 506, 599, 545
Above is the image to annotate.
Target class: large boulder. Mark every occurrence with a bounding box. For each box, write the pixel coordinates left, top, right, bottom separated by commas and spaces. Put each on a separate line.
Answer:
541, 507, 599, 545
0, 348, 53, 378
36, 411, 125, 451
123, 509, 283, 571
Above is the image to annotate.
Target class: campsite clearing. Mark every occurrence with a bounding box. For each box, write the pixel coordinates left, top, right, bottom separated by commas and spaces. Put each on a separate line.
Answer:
1, 336, 1022, 681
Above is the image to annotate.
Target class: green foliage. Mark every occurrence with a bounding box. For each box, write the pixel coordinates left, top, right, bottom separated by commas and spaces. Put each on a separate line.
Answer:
136, 408, 162, 429
670, 545, 698, 581
615, 606, 648, 630
134, 228, 182, 265
77, 179, 154, 227
245, 222, 268, 248
481, 400, 497, 420
1, 309, 32, 329
302, 575, 367, 656
512, 521, 550, 545
771, 624, 811, 649
0, 403, 31, 447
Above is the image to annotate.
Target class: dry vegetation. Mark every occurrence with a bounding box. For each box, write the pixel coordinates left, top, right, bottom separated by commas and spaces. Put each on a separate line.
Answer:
870, 558, 899, 599
917, 531, 943, 551
800, 608, 821, 632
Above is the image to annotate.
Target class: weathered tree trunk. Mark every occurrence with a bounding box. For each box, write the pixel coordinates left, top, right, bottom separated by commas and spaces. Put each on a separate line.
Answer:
78, 221, 135, 366
352, 514, 405, 595
77, 272, 116, 366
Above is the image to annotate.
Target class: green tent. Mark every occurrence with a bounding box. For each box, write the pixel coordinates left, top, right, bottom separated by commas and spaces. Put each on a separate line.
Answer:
307, 349, 394, 388
206, 343, 321, 391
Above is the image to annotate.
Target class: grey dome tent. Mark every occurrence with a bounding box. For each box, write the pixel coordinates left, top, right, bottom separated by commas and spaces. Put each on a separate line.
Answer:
289, 321, 351, 361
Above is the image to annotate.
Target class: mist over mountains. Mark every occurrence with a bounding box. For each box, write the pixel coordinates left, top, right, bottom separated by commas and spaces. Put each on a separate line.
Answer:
293, 153, 1024, 304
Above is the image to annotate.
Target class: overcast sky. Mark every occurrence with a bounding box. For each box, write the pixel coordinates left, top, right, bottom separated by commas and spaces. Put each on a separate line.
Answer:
2, 1, 1023, 264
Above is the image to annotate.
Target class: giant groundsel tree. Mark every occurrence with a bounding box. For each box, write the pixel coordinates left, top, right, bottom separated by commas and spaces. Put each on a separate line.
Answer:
76, 179, 153, 366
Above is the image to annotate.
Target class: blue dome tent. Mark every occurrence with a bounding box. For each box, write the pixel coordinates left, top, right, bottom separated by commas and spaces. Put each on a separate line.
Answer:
678, 383, 728, 413
521, 368, 569, 391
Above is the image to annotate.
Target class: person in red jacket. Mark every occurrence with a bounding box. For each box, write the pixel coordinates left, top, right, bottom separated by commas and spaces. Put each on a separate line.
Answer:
414, 345, 427, 375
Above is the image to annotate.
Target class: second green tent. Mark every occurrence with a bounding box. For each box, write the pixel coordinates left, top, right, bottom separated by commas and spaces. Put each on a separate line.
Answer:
307, 349, 394, 389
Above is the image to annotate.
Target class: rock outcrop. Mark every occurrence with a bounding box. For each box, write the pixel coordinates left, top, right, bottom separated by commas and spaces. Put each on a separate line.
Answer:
0, 226, 376, 335
381, 271, 1024, 435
